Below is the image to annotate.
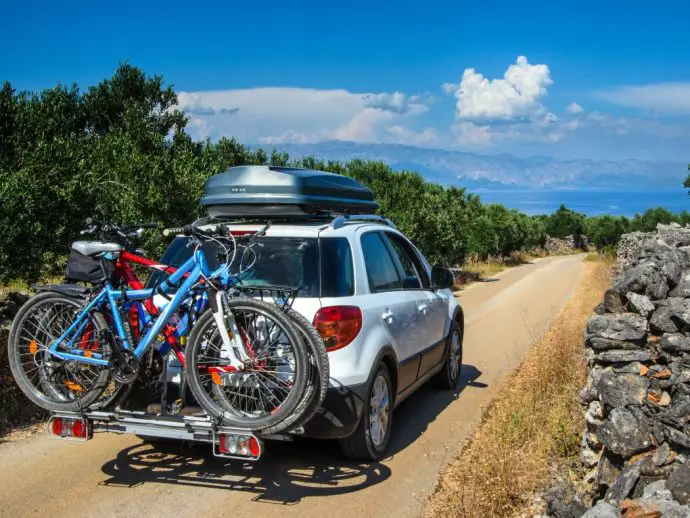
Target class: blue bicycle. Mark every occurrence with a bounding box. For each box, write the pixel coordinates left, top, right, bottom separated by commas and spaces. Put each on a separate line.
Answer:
8, 223, 313, 433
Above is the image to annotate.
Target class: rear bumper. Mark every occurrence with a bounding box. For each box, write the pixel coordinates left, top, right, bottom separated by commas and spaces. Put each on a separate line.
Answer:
301, 383, 368, 440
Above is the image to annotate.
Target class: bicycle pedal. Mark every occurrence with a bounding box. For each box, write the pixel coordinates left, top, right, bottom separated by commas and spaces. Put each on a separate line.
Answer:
168, 399, 184, 415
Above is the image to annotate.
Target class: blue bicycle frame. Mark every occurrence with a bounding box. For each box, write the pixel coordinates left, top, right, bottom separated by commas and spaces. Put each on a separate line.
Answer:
48, 247, 223, 367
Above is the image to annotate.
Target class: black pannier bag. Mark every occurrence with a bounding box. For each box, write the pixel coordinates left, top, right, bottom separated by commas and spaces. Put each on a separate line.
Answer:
65, 250, 113, 284
200, 166, 377, 218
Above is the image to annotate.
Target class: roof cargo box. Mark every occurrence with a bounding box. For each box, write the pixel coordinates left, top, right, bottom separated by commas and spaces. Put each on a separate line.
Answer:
200, 166, 377, 218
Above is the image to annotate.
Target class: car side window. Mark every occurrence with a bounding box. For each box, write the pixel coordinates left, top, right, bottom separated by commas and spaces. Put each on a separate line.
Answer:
381, 233, 421, 290
360, 232, 402, 293
385, 233, 431, 289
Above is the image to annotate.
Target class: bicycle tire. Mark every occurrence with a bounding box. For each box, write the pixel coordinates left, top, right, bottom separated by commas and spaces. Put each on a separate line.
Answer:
281, 308, 329, 431
8, 292, 111, 412
185, 297, 311, 434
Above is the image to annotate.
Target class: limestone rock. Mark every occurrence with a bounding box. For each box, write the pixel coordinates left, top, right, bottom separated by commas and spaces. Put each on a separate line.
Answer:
581, 502, 621, 518
614, 263, 668, 301
660, 333, 690, 353
597, 371, 650, 408
627, 292, 656, 318
593, 349, 652, 364
650, 298, 690, 334
587, 313, 648, 344
597, 408, 652, 457
667, 463, 690, 505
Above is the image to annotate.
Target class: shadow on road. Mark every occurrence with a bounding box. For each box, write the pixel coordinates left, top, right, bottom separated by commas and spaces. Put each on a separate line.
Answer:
387, 364, 485, 456
100, 439, 390, 504
99, 364, 485, 505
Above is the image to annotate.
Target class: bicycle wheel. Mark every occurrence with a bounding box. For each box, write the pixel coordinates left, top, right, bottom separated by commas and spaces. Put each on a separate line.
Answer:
8, 292, 112, 412
185, 297, 310, 434
281, 308, 329, 431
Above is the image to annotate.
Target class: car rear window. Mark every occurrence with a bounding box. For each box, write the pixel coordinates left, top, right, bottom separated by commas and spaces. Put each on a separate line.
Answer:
148, 236, 353, 298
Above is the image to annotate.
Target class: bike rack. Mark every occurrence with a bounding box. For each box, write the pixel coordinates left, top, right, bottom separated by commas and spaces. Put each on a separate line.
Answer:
51, 409, 298, 445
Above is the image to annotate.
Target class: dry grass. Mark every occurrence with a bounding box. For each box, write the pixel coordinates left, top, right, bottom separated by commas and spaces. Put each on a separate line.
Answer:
426, 258, 612, 518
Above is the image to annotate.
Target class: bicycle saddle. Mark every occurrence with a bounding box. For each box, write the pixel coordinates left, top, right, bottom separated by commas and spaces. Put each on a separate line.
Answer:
71, 241, 122, 256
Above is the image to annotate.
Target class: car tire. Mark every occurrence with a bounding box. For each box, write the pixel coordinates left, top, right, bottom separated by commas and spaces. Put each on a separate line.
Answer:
431, 321, 463, 390
339, 363, 393, 461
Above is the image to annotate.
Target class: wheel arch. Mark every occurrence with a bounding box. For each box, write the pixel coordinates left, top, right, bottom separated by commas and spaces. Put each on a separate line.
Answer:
452, 305, 465, 335
369, 345, 399, 403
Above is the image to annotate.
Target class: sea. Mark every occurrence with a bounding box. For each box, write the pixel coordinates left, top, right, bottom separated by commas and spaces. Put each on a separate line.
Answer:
468, 188, 690, 217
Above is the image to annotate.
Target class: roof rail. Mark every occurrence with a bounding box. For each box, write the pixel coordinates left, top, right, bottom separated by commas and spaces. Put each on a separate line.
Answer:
329, 214, 397, 230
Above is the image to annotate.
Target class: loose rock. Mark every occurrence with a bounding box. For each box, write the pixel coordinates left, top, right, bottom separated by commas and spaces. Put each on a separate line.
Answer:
615, 263, 668, 301
581, 502, 621, 518
587, 313, 648, 344
605, 464, 640, 504
660, 333, 690, 353
627, 292, 656, 318
597, 408, 652, 457
667, 463, 690, 505
650, 298, 690, 334
593, 350, 652, 364
597, 371, 650, 408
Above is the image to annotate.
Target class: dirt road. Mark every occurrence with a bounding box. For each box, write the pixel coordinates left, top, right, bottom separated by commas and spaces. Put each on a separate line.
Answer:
0, 254, 584, 518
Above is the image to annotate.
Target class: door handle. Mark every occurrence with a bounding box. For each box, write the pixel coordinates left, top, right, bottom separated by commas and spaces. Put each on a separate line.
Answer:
381, 310, 394, 322
418, 303, 429, 315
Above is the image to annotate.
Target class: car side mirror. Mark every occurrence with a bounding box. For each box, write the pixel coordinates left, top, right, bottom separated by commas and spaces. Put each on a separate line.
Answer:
431, 266, 454, 290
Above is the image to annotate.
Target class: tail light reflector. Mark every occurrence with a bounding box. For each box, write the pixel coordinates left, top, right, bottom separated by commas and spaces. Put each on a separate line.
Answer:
48, 417, 90, 441
313, 306, 362, 351
215, 432, 262, 460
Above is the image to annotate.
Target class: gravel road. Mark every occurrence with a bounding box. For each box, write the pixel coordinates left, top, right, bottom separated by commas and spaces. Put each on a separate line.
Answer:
0, 254, 584, 518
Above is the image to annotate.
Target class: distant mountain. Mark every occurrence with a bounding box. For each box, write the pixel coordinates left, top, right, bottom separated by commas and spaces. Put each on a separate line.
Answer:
269, 141, 686, 190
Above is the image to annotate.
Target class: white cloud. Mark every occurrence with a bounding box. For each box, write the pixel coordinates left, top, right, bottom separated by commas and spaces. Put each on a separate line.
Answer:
362, 92, 433, 114
566, 102, 584, 115
442, 83, 458, 95
385, 125, 439, 146
597, 83, 690, 113
177, 87, 432, 146
445, 56, 554, 122
452, 122, 492, 145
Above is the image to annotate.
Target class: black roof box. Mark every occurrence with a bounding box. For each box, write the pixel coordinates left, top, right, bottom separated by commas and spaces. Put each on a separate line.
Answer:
200, 166, 377, 218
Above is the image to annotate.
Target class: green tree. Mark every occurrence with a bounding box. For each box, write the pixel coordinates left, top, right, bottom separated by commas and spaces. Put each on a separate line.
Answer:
585, 215, 630, 249
544, 204, 586, 239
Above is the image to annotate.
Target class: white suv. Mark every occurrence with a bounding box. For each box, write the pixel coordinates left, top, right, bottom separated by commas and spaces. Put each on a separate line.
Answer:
158, 215, 464, 460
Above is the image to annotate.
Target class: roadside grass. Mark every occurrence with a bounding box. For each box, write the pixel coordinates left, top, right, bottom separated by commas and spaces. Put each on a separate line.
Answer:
427, 258, 612, 518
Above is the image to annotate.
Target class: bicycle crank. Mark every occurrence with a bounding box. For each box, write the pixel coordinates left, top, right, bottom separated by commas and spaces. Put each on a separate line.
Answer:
110, 349, 140, 384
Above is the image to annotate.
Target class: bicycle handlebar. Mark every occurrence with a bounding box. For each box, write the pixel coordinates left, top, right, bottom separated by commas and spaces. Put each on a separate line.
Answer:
162, 224, 228, 238
162, 222, 271, 241
82, 218, 158, 236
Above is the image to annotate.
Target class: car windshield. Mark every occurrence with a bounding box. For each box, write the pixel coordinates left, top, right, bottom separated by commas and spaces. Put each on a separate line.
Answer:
149, 235, 353, 297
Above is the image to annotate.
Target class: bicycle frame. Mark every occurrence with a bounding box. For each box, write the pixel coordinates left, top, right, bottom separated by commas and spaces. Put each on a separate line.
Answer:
114, 250, 190, 364
49, 248, 216, 367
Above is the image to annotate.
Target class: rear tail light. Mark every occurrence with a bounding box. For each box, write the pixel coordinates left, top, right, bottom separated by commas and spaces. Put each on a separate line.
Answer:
214, 432, 262, 460
313, 306, 362, 351
48, 417, 90, 441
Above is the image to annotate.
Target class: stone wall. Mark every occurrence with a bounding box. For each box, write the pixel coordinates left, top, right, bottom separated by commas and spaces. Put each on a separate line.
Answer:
572, 223, 690, 517
545, 234, 590, 255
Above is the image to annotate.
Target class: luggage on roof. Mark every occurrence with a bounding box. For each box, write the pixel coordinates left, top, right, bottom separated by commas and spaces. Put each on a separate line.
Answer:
200, 165, 377, 218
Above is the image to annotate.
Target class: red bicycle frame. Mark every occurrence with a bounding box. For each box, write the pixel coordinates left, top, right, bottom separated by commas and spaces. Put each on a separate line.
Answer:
113, 250, 187, 365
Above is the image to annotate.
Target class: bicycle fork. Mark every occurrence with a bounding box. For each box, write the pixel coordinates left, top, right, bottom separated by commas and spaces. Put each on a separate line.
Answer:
209, 289, 246, 372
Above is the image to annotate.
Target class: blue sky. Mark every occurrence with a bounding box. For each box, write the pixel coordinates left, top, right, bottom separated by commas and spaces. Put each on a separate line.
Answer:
2, 0, 690, 161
